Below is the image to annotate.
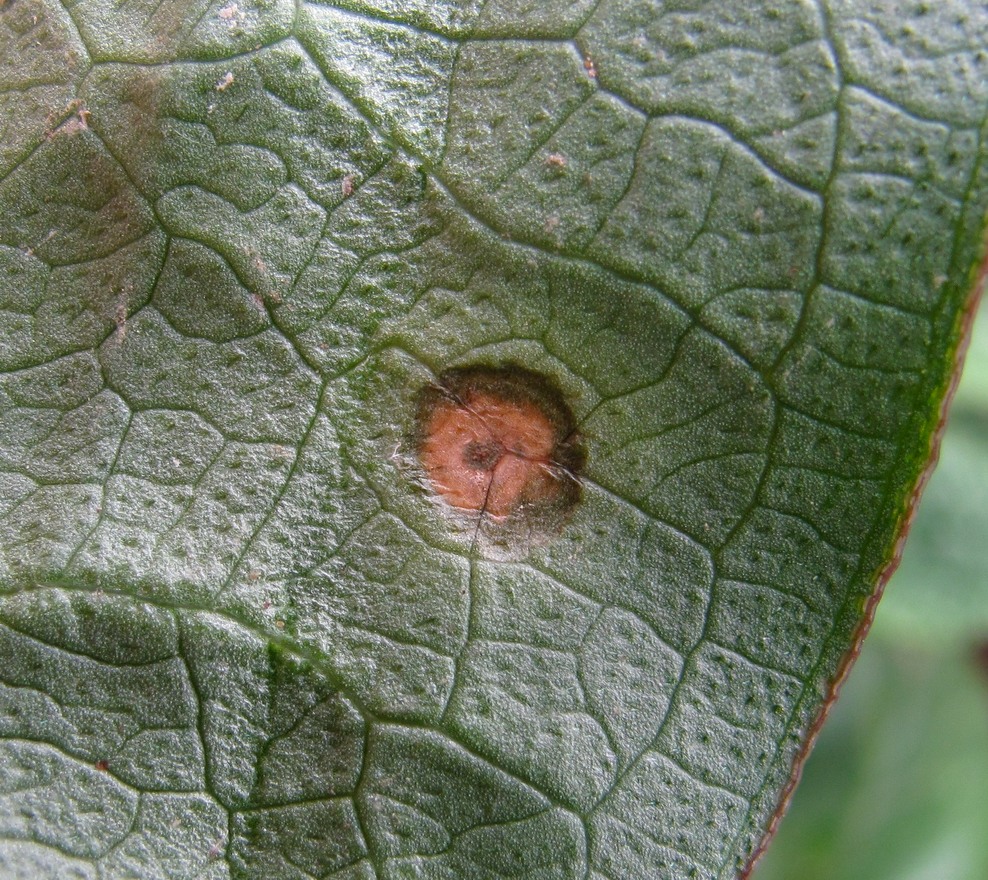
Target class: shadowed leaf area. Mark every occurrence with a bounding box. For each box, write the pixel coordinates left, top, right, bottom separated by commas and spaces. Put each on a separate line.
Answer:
0, 1, 986, 878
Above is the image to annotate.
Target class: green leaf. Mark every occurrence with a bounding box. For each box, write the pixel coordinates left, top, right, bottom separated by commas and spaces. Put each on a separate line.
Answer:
753, 299, 988, 880
872, 300, 988, 644
1, 1, 986, 878
753, 619, 988, 880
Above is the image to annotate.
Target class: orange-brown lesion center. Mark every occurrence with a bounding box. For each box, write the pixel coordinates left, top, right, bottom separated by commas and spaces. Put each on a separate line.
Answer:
420, 391, 561, 518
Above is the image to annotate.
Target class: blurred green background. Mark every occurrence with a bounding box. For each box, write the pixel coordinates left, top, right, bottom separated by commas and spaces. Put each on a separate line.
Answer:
755, 300, 988, 880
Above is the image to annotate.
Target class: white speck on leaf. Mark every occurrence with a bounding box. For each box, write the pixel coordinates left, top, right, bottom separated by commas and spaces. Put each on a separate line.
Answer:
51, 100, 91, 137
216, 72, 234, 91
114, 298, 128, 341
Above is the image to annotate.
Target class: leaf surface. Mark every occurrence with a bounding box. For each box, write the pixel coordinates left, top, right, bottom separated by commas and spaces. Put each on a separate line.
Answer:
1, 1, 986, 878
755, 301, 988, 880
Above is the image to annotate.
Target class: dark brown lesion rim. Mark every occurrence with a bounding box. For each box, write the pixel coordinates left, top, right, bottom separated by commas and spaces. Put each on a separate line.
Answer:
413, 364, 585, 535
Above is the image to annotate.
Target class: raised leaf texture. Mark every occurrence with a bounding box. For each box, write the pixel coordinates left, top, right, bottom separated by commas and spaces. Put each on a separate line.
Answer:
1, 1, 986, 878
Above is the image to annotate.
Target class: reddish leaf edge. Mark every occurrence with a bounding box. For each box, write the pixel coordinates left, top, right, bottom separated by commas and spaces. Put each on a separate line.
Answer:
740, 239, 988, 880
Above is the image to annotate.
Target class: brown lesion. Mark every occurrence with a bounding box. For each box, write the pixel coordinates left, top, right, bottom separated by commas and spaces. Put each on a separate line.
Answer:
414, 365, 585, 532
